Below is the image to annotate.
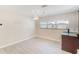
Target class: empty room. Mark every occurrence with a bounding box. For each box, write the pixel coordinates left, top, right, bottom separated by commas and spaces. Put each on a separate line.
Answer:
0, 5, 79, 54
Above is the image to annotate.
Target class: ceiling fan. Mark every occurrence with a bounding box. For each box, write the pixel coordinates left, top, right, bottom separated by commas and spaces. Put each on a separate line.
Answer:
33, 5, 48, 20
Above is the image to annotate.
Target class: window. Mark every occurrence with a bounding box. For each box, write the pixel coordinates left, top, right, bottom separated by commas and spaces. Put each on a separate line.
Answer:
40, 20, 48, 28
48, 21, 56, 29
56, 20, 69, 29
40, 20, 69, 29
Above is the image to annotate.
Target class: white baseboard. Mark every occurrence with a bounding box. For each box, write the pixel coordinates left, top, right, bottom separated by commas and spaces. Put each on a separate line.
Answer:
0, 35, 35, 49
37, 35, 60, 42
0, 34, 60, 49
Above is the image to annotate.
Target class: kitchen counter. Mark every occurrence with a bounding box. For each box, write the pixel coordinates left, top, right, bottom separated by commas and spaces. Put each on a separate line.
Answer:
62, 32, 78, 37
62, 32, 79, 54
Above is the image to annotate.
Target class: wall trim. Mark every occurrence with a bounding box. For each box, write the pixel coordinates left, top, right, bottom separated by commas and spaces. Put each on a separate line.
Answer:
0, 34, 35, 49
37, 35, 61, 42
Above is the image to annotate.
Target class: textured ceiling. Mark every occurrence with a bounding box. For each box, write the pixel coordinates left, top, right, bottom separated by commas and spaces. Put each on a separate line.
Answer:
17, 5, 79, 17
0, 5, 79, 17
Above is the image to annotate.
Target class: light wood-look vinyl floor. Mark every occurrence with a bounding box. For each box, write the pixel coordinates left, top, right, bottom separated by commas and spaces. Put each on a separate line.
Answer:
0, 37, 70, 54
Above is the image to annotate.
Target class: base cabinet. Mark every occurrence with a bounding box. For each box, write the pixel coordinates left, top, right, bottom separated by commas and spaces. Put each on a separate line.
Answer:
62, 35, 79, 54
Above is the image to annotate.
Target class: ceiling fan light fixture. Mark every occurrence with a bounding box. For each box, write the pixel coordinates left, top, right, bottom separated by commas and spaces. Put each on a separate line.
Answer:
34, 16, 40, 20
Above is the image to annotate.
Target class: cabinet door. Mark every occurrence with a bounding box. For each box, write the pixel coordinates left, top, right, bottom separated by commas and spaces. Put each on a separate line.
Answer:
62, 35, 78, 54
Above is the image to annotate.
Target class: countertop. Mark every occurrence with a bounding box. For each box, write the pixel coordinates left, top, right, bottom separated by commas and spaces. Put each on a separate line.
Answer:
62, 32, 78, 37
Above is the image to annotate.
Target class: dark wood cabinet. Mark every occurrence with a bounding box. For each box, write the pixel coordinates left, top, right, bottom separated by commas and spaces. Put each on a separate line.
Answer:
62, 33, 79, 54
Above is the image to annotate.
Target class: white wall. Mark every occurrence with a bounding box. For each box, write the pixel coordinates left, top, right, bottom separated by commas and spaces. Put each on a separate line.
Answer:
0, 6, 35, 47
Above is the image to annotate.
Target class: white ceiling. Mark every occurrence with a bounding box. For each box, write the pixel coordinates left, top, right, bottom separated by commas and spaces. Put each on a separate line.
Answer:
46, 5, 79, 16
16, 5, 79, 17
0, 5, 79, 17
